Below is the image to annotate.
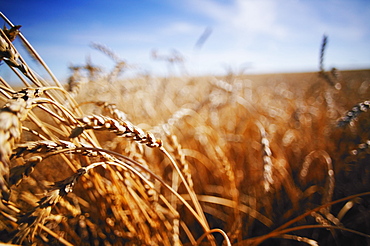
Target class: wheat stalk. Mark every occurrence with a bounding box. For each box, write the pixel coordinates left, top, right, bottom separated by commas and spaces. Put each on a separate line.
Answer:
0, 88, 44, 202
70, 114, 162, 148
337, 100, 370, 127
257, 122, 274, 192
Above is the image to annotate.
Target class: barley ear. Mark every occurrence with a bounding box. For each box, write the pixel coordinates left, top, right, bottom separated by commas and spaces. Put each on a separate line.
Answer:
0, 88, 40, 201
0, 99, 27, 200
337, 100, 370, 127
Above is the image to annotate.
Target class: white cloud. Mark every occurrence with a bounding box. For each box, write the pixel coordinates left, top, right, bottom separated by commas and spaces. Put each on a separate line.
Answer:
160, 21, 201, 35
178, 0, 370, 74
187, 0, 287, 39
231, 0, 287, 38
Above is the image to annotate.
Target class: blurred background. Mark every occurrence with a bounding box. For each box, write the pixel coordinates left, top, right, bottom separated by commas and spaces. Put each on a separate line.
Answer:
1, 0, 370, 82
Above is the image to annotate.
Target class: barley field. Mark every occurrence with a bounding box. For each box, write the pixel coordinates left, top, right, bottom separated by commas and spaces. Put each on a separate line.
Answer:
0, 13, 370, 246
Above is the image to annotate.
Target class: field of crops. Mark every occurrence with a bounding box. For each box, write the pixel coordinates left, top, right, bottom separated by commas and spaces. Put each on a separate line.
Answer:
0, 13, 370, 246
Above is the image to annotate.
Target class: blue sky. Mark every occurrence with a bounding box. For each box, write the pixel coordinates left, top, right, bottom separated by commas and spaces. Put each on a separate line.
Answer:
2, 0, 370, 81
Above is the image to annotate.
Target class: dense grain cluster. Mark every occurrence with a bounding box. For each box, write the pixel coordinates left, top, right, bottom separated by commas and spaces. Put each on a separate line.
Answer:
0, 13, 369, 246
